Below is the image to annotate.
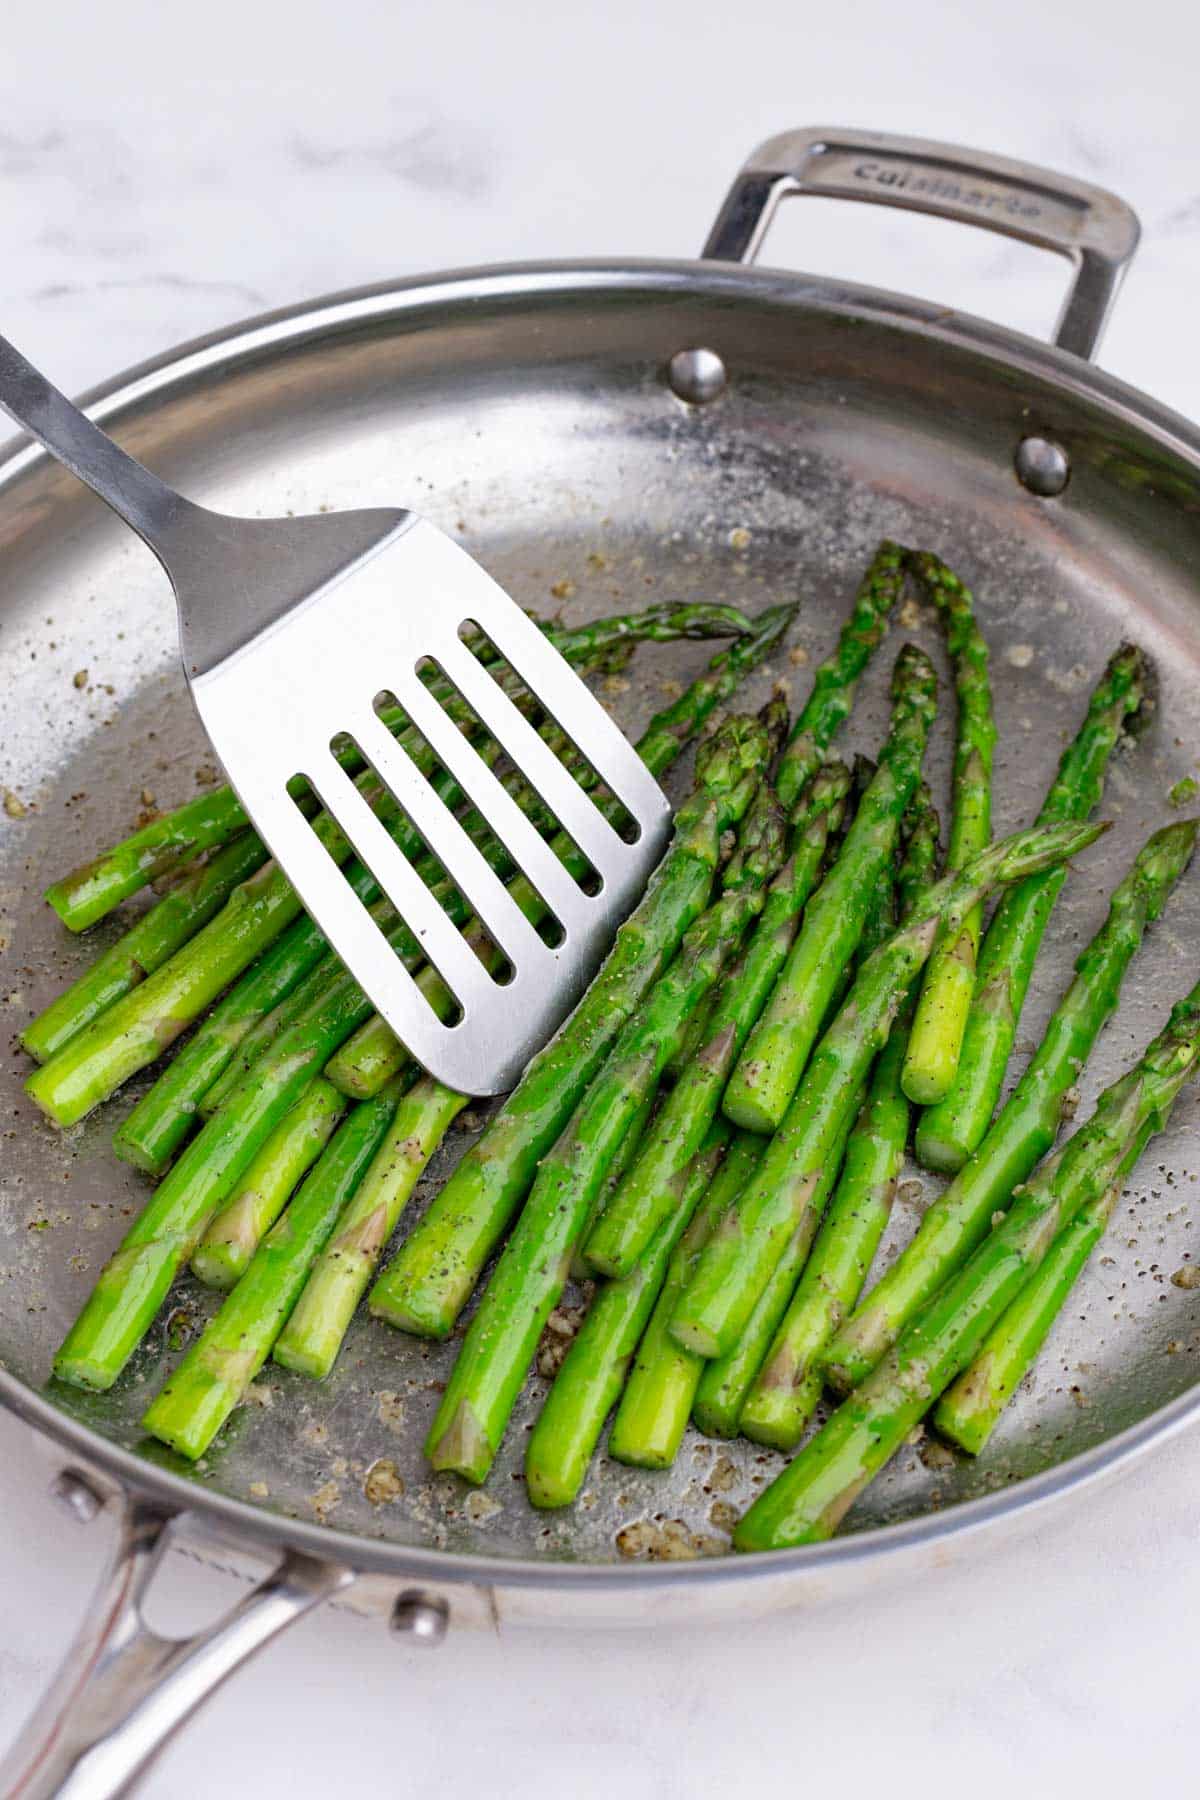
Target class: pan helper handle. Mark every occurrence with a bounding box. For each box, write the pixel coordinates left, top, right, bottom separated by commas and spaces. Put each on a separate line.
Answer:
703, 125, 1140, 361
0, 1487, 353, 1800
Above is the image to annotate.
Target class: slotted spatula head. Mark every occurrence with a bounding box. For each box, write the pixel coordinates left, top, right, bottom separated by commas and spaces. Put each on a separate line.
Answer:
185, 511, 673, 1095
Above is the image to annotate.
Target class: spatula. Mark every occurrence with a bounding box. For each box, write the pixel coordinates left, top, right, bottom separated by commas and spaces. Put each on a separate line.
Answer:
0, 333, 672, 1095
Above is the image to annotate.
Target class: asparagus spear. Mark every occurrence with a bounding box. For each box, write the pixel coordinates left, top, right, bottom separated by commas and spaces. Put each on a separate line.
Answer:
774, 541, 904, 809
199, 940, 362, 1118
901, 555, 995, 1105
22, 831, 271, 1064
189, 1080, 346, 1291
915, 643, 1147, 1172
569, 1090, 658, 1282
142, 1077, 412, 1460
933, 1180, 1122, 1454
734, 981, 1200, 1549
111, 873, 378, 1175
822, 819, 1195, 1393
607, 1133, 765, 1468
669, 818, 1107, 1360
51, 907, 427, 1392
688, 844, 906, 1440
723, 645, 938, 1134
584, 759, 852, 1278
45, 602, 753, 932
691, 1103, 858, 1438
83, 640, 794, 1396
25, 773, 418, 1129
366, 609, 796, 1339
739, 790, 939, 1450
525, 1124, 731, 1508
423, 755, 786, 1482
272, 1076, 469, 1378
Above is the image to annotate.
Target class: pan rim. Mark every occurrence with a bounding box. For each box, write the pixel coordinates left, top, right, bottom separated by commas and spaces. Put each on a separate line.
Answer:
4, 254, 1199, 1588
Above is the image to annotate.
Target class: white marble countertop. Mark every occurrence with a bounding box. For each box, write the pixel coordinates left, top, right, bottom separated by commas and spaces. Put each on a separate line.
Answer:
4, 0, 1200, 1792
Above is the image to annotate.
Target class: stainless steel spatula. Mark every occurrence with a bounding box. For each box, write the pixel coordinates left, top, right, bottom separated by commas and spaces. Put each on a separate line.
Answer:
0, 334, 672, 1094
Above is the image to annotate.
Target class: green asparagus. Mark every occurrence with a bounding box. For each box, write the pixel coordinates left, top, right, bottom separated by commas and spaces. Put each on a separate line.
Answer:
25, 775, 415, 1129
142, 1077, 412, 1459
608, 1133, 764, 1468
822, 819, 1195, 1393
525, 1124, 731, 1508
691, 1103, 857, 1439
774, 541, 904, 809
901, 554, 995, 1105
366, 610, 796, 1340
570, 1091, 658, 1282
23, 831, 271, 1064
584, 759, 852, 1278
189, 1080, 346, 1290
423, 753, 786, 1482
670, 818, 1107, 1360
739, 790, 939, 1450
111, 879, 376, 1175
689, 841, 911, 1440
735, 979, 1200, 1549
723, 644, 938, 1134
933, 1180, 1121, 1454
272, 1076, 469, 1378
915, 643, 1146, 1172
51, 907, 427, 1392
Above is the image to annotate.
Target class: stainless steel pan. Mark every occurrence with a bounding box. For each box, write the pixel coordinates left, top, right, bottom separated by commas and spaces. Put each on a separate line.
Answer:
5, 126, 1200, 1797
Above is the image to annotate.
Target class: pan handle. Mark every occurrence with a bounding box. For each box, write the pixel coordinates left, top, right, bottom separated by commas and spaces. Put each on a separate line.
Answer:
703, 126, 1140, 361
1, 1486, 354, 1799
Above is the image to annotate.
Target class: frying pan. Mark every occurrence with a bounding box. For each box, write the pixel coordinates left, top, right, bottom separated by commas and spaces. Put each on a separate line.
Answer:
4, 125, 1200, 1797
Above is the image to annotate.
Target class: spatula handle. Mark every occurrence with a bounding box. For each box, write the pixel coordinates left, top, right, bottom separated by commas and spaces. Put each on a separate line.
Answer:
0, 331, 196, 553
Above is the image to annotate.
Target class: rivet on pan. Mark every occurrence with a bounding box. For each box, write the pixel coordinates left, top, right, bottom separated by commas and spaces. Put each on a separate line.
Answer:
50, 1468, 105, 1524
667, 347, 727, 406
1015, 435, 1070, 497
390, 1589, 450, 1646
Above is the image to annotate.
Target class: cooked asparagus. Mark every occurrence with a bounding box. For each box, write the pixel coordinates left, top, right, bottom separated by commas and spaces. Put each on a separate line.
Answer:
901, 554, 995, 1105
774, 541, 904, 809
688, 840, 909, 1439
670, 818, 1107, 1360
933, 1181, 1122, 1454
915, 643, 1146, 1172
734, 979, 1200, 1550
740, 787, 940, 1450
422, 741, 785, 1482
584, 759, 852, 1278
23, 831, 271, 1064
141, 1076, 413, 1460
723, 644, 938, 1133
822, 820, 1195, 1393
525, 1124, 731, 1508
189, 1080, 346, 1291
272, 1076, 469, 1378
52, 908, 428, 1391
366, 611, 796, 1341
607, 1133, 764, 1469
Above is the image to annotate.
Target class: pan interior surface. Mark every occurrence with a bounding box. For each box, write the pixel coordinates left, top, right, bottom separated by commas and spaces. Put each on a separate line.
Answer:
3, 268, 1200, 1569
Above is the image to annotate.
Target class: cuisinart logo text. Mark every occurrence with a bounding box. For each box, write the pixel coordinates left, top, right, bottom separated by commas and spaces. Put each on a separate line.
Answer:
852, 160, 1043, 220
